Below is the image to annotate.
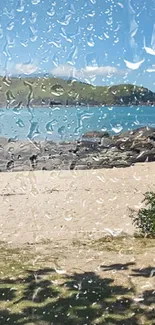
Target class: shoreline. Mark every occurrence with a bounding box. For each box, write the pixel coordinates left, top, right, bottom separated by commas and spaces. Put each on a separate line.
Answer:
0, 126, 155, 172
1, 103, 155, 109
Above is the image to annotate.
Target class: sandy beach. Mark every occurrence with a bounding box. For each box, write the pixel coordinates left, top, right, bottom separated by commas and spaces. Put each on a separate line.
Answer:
0, 162, 155, 246
0, 162, 155, 325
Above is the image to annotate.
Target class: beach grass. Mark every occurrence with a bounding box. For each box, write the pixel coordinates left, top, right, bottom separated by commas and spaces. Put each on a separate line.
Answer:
89, 236, 155, 254
0, 239, 154, 325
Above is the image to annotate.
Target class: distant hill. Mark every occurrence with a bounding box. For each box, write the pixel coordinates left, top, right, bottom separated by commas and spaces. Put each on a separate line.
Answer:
0, 75, 155, 107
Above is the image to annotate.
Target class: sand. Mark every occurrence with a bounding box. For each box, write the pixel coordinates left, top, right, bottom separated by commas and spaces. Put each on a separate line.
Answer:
0, 162, 155, 246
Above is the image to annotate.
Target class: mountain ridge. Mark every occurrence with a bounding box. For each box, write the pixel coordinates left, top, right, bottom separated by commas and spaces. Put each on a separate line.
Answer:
0, 75, 155, 107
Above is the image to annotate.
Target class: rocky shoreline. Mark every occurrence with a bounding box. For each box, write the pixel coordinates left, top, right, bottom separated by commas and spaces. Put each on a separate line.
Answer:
1, 127, 155, 172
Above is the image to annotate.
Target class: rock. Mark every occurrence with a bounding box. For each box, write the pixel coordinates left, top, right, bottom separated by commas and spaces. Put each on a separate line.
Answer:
1, 127, 155, 171
135, 148, 155, 162
82, 131, 110, 139
6, 160, 14, 170
30, 154, 38, 169
100, 137, 114, 148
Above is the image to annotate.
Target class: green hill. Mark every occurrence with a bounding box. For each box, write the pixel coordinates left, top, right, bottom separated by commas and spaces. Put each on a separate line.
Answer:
0, 76, 155, 107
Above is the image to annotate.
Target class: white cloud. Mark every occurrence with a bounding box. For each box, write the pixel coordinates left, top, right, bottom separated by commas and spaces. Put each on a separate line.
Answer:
51, 64, 76, 78
15, 63, 38, 75
82, 66, 124, 76
51, 64, 125, 80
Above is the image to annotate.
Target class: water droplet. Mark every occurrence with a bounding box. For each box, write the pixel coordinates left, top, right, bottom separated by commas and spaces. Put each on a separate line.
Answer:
68, 89, 78, 99
54, 266, 66, 275
2, 76, 12, 87
104, 32, 109, 39
21, 17, 26, 25
16, 118, 25, 128
0, 109, 4, 117
64, 213, 73, 221
111, 124, 123, 134
41, 84, 46, 92
16, 0, 25, 12
50, 107, 60, 112
45, 121, 54, 134
7, 22, 14, 31
45, 212, 52, 220
42, 56, 49, 63
29, 12, 37, 24
48, 39, 61, 48
27, 121, 40, 140
87, 24, 93, 31
13, 103, 23, 114
57, 14, 72, 26
58, 125, 65, 137
51, 84, 64, 96
52, 54, 59, 67
124, 59, 145, 70
0, 25, 3, 39
133, 174, 141, 181
60, 28, 72, 43
117, 2, 124, 8
6, 90, 15, 106
67, 46, 78, 65
20, 39, 29, 47
87, 35, 95, 47
8, 146, 15, 154
47, 7, 55, 17
114, 38, 119, 43
30, 25, 38, 42
31, 0, 40, 4
88, 10, 95, 17
134, 119, 140, 125
74, 127, 81, 136
3, 8, 15, 19
81, 112, 94, 121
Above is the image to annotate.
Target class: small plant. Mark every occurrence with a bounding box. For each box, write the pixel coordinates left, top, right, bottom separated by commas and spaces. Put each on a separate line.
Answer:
130, 191, 155, 238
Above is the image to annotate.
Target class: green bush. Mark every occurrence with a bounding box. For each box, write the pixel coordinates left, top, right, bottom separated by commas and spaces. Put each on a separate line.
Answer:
130, 191, 155, 238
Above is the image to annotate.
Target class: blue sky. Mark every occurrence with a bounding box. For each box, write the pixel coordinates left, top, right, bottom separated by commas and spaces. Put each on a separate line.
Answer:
0, 0, 155, 90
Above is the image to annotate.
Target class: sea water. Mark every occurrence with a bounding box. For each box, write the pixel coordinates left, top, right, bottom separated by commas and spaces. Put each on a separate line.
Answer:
0, 105, 155, 141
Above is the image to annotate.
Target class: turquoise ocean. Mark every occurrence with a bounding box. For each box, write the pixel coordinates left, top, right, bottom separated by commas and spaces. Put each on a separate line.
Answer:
0, 105, 155, 141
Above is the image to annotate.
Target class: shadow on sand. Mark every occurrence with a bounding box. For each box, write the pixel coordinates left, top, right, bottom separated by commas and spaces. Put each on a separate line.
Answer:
0, 263, 154, 325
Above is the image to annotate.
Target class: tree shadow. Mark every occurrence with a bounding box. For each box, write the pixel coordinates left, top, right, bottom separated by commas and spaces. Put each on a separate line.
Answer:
22, 271, 133, 325
131, 266, 155, 277
142, 290, 155, 306
0, 265, 154, 325
101, 262, 135, 271
0, 287, 17, 301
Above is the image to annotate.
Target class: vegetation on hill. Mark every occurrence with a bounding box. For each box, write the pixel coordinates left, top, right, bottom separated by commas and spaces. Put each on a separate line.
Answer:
0, 75, 155, 107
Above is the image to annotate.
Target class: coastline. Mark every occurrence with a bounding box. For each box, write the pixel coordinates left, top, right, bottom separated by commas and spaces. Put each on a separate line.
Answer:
1, 126, 155, 172
1, 103, 155, 109
1, 126, 155, 246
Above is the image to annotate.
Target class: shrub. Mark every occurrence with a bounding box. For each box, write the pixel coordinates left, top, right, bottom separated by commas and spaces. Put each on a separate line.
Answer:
130, 191, 155, 238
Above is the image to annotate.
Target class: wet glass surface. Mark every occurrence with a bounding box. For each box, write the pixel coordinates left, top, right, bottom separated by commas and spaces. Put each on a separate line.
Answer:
0, 1, 155, 324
